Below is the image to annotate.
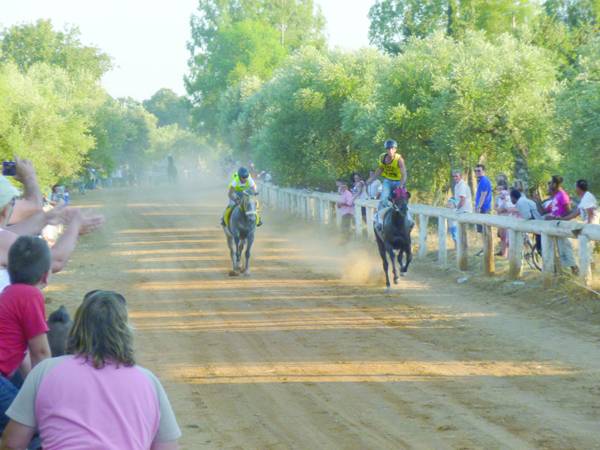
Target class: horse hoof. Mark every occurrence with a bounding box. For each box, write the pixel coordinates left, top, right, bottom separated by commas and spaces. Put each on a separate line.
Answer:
400, 272, 407, 277
242, 270, 251, 277
229, 270, 239, 277
385, 286, 391, 293
393, 278, 399, 285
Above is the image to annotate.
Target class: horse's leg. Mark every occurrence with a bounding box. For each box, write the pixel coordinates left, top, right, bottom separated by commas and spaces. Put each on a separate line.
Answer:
376, 235, 390, 289
242, 233, 254, 276
236, 238, 244, 272
402, 245, 413, 274
227, 234, 239, 276
388, 247, 398, 284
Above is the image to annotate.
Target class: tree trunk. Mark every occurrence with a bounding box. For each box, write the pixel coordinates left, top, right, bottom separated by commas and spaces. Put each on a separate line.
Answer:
513, 146, 530, 188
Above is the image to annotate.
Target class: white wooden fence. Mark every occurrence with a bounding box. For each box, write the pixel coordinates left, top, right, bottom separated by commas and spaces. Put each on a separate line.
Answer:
258, 182, 600, 287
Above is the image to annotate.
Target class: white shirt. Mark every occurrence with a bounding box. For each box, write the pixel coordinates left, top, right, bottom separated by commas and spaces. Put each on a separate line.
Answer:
578, 191, 599, 224
515, 195, 541, 220
454, 179, 473, 213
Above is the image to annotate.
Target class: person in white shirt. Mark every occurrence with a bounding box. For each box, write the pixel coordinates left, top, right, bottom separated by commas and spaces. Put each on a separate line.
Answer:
452, 170, 473, 213
560, 179, 598, 225
366, 170, 382, 199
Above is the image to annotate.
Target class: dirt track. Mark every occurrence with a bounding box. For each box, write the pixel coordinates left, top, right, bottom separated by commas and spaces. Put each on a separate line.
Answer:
48, 182, 600, 449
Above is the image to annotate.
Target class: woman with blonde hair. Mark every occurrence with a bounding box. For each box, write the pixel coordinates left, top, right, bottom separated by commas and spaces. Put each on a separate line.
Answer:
1, 290, 181, 450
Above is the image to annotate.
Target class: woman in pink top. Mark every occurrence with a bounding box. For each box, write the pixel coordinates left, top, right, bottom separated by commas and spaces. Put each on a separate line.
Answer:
1, 290, 181, 450
543, 175, 578, 274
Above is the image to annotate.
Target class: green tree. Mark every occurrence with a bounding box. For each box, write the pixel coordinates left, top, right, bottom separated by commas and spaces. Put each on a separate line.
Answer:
186, 19, 286, 133
556, 36, 600, 189
368, 0, 540, 53
143, 88, 192, 129
186, 0, 325, 135
1, 19, 111, 79
88, 98, 157, 176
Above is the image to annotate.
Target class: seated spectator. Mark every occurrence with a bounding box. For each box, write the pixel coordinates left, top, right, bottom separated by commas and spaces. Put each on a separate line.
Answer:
2, 290, 181, 450
0, 237, 53, 437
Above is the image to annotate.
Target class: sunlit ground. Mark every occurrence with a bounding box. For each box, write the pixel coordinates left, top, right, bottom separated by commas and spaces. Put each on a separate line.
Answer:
165, 360, 576, 384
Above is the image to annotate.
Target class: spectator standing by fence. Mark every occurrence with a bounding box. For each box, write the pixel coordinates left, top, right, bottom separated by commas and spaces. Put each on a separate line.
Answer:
366, 170, 382, 200
1, 290, 181, 450
453, 170, 473, 214
336, 180, 354, 239
351, 173, 368, 222
561, 180, 598, 225
474, 164, 493, 255
494, 184, 513, 257
544, 175, 578, 275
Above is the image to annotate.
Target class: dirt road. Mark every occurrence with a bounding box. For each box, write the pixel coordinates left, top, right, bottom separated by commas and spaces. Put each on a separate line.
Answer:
49, 182, 600, 449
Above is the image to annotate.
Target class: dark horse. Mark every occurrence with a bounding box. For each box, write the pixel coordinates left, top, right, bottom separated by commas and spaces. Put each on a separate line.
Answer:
374, 188, 413, 289
223, 190, 258, 276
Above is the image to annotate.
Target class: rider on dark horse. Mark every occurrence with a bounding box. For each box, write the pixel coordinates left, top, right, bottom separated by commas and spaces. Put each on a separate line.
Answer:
367, 139, 414, 230
221, 167, 262, 227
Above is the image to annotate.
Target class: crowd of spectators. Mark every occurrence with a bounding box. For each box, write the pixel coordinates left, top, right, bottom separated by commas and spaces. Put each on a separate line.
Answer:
0, 159, 181, 449
448, 165, 598, 274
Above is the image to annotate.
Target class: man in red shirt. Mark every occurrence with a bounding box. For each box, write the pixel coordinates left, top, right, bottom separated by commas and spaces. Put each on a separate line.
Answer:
0, 236, 52, 434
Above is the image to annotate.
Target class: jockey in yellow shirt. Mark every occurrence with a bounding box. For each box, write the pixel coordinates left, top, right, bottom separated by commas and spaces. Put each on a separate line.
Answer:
367, 139, 413, 228
222, 167, 262, 227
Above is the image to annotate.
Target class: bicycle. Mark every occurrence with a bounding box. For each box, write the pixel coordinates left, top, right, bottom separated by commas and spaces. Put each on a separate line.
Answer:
523, 233, 542, 271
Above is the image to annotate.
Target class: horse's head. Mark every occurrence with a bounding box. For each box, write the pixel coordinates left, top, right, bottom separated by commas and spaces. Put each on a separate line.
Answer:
238, 190, 258, 222
390, 187, 410, 212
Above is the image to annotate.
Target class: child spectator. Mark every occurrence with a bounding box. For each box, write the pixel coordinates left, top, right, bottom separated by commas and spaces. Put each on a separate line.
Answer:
0, 236, 52, 435
494, 184, 514, 257
2, 290, 181, 450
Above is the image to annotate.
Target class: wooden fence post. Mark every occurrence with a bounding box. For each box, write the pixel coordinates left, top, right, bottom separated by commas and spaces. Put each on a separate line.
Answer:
541, 233, 555, 287
354, 204, 363, 238
483, 225, 495, 275
457, 222, 468, 271
508, 229, 523, 280
418, 214, 429, 258
366, 207, 375, 239
579, 234, 592, 287
438, 216, 447, 266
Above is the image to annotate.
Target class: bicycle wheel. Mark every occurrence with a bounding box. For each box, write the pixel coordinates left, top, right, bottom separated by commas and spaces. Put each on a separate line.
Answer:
523, 239, 541, 271
531, 246, 542, 271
